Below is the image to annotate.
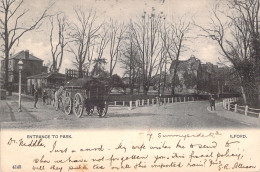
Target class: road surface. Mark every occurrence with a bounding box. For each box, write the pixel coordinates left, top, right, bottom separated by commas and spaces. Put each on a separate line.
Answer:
0, 95, 257, 129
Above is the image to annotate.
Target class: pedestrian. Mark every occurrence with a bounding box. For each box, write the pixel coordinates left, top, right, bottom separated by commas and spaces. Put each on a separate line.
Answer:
209, 95, 216, 111
157, 93, 163, 106
51, 89, 56, 106
31, 84, 35, 96
55, 86, 64, 111
47, 89, 52, 105
34, 88, 38, 108
42, 90, 47, 105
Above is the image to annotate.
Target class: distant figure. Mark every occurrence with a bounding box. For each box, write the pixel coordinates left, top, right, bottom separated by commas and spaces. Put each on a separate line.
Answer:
209, 95, 216, 111
31, 84, 35, 96
55, 86, 64, 111
34, 89, 39, 108
46, 89, 52, 105
42, 90, 47, 105
157, 93, 163, 106
51, 90, 56, 106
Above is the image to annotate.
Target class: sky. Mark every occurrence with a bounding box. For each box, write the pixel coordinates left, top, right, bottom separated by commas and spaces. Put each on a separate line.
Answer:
2, 0, 222, 75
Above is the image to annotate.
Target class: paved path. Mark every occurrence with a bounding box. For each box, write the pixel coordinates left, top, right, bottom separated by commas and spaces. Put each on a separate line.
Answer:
1, 95, 259, 129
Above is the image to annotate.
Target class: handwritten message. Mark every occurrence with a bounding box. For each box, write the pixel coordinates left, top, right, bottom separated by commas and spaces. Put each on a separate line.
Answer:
1, 130, 260, 172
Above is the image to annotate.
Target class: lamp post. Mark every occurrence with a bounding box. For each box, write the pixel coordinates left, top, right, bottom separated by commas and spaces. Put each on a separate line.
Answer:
18, 59, 23, 112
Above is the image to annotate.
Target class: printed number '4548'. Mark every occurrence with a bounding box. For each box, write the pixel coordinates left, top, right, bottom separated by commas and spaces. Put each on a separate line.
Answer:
12, 165, 21, 169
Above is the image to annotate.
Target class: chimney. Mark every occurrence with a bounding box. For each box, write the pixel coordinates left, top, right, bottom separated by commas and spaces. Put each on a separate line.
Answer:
25, 50, 29, 59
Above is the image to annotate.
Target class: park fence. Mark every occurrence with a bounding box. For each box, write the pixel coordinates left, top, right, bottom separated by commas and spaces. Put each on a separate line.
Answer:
107, 96, 199, 110
223, 98, 260, 118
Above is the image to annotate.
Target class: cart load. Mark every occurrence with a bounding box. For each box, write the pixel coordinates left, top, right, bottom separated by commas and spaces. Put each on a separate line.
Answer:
62, 77, 109, 118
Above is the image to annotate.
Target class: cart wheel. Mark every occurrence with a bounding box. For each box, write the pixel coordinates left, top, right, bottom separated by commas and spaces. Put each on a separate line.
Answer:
86, 106, 94, 116
64, 97, 72, 115
73, 93, 85, 118
97, 102, 108, 118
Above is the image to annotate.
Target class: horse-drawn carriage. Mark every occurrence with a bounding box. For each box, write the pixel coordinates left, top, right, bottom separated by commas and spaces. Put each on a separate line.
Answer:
62, 77, 110, 118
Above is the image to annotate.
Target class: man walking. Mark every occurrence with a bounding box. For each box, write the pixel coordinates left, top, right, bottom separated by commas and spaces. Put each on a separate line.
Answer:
55, 86, 64, 111
42, 90, 47, 105
209, 95, 216, 111
34, 88, 39, 108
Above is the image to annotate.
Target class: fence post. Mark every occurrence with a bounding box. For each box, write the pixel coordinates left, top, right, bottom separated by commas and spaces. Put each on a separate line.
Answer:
228, 101, 230, 111
168, 98, 170, 103
128, 101, 132, 110
164, 98, 166, 104
156, 98, 159, 104
172, 97, 174, 103
223, 100, 225, 109
152, 99, 154, 105
184, 97, 186, 102
114, 101, 117, 106
245, 105, 248, 116
234, 104, 237, 112
147, 99, 149, 106
123, 101, 125, 106
136, 100, 138, 107
142, 99, 144, 106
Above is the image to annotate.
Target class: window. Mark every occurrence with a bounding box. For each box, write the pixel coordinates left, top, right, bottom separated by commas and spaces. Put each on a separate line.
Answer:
1, 61, 5, 70
8, 74, 14, 82
8, 60, 12, 69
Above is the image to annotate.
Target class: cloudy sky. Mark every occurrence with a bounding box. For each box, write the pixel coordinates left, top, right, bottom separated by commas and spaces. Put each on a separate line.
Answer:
5, 0, 221, 74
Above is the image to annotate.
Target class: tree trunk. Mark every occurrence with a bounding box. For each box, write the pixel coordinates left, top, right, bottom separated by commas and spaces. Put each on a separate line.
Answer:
4, 56, 9, 90
237, 73, 247, 105
158, 71, 162, 95
162, 62, 167, 95
78, 63, 83, 78
171, 69, 178, 95
171, 61, 179, 95
4, 10, 9, 90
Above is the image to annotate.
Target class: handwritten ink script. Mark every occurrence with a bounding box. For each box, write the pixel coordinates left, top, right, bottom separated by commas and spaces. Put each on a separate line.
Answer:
1, 130, 260, 172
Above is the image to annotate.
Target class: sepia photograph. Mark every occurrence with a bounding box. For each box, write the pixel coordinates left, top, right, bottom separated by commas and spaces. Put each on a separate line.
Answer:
0, 0, 260, 171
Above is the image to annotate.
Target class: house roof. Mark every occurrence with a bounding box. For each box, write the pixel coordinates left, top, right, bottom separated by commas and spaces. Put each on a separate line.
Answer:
201, 63, 218, 74
10, 50, 43, 61
27, 72, 66, 79
64, 77, 108, 88
170, 56, 201, 71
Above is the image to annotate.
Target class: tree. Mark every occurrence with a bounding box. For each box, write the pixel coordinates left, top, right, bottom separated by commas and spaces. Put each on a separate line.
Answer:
120, 26, 141, 94
67, 8, 102, 78
197, 0, 260, 106
156, 43, 168, 95
130, 9, 163, 95
49, 13, 68, 72
91, 58, 107, 77
108, 19, 125, 76
161, 16, 190, 95
0, 0, 53, 89
90, 24, 109, 77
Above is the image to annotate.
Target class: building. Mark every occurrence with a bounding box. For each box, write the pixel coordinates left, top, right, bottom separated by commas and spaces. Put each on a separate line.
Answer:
170, 55, 230, 94
1, 50, 47, 92
27, 72, 66, 94
170, 55, 203, 93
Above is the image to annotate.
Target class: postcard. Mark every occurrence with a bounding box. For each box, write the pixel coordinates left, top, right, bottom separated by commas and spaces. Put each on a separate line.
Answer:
1, 0, 260, 171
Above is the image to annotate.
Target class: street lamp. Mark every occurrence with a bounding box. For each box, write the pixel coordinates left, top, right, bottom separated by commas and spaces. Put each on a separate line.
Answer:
18, 59, 23, 112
